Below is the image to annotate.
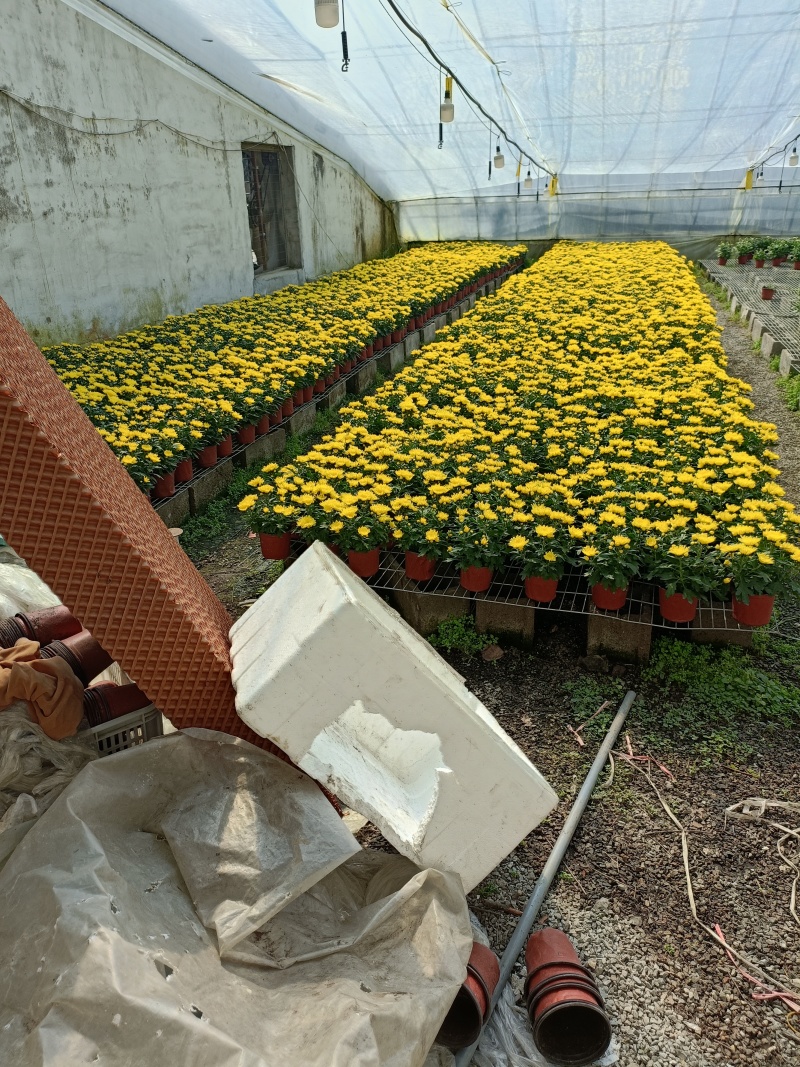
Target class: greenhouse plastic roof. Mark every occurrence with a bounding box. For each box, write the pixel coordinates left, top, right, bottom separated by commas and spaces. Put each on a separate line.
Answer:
103, 0, 800, 206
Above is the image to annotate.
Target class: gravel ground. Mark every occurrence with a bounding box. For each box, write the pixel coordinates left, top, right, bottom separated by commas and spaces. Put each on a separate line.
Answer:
461, 636, 800, 1067
710, 293, 800, 506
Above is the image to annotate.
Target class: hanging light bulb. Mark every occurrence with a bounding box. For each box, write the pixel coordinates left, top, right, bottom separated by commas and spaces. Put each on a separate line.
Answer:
314, 0, 340, 28
494, 144, 505, 169
523, 168, 533, 190
790, 143, 799, 167
440, 76, 454, 123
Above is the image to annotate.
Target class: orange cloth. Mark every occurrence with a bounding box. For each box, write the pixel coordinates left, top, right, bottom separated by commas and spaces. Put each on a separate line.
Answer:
0, 638, 84, 740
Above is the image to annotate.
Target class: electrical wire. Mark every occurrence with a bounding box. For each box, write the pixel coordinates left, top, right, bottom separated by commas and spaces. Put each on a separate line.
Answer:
0, 86, 269, 153
378, 0, 554, 177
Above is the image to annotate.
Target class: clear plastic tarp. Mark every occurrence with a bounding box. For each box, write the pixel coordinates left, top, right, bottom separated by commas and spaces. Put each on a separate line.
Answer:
100, 1, 800, 237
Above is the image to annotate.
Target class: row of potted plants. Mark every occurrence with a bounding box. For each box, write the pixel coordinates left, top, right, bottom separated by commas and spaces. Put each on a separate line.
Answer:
239, 240, 800, 629
43, 242, 526, 492
716, 237, 800, 268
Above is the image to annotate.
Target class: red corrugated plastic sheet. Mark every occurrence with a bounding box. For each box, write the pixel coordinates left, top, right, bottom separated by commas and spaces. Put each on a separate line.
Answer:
0, 297, 267, 745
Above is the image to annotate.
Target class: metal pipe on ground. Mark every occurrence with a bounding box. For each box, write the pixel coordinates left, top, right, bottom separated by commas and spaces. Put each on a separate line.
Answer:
454, 689, 636, 1066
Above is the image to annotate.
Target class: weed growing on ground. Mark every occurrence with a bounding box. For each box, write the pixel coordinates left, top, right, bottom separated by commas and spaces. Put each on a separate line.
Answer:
691, 265, 730, 308
769, 354, 781, 372
428, 615, 497, 655
776, 372, 800, 411
563, 636, 800, 761
751, 338, 761, 354
641, 638, 800, 758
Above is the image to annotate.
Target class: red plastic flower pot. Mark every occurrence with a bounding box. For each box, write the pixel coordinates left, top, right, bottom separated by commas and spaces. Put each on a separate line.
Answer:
83, 682, 151, 727
281, 399, 294, 419
435, 302, 444, 314
391, 328, 404, 345
794, 261, 800, 270
302, 385, 313, 404
732, 593, 775, 626
237, 424, 256, 445
364, 343, 374, 358
524, 575, 559, 603
525, 930, 611, 1067
292, 389, 302, 406
313, 378, 326, 395
717, 257, 727, 265
460, 566, 493, 593
152, 470, 175, 499
269, 410, 282, 427
755, 258, 765, 268
197, 444, 218, 468
256, 414, 270, 435
358, 348, 369, 363
174, 457, 193, 483
591, 583, 628, 611
333, 366, 341, 381
218, 435, 233, 457
0, 605, 82, 648
761, 286, 775, 300
259, 531, 292, 561
436, 942, 500, 1051
324, 374, 335, 387
737, 255, 748, 265
347, 548, 381, 578
404, 551, 436, 581
40, 629, 113, 686
658, 588, 698, 623
772, 257, 782, 267
374, 335, 385, 352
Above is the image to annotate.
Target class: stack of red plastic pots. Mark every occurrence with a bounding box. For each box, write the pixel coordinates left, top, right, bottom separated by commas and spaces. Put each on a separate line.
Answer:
524, 929, 611, 1065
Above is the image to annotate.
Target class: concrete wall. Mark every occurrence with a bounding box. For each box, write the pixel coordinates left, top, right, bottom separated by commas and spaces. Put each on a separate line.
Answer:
0, 0, 397, 346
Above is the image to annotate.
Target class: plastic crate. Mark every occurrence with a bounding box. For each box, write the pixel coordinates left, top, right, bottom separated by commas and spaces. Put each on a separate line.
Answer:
90, 704, 163, 756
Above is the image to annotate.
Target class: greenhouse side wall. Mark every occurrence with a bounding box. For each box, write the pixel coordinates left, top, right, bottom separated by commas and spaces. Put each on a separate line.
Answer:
396, 188, 800, 256
0, 0, 396, 347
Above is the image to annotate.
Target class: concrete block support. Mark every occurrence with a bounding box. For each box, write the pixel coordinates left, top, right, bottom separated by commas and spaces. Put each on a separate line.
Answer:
404, 330, 421, 358
238, 428, 287, 468
433, 314, 448, 333
154, 489, 191, 529
447, 306, 461, 325
761, 332, 782, 360
287, 402, 317, 437
586, 589, 653, 663
751, 316, 765, 342
318, 380, 347, 410
230, 543, 559, 892
390, 583, 469, 638
347, 360, 378, 395
779, 349, 798, 377
423, 321, 438, 345
189, 458, 234, 514
475, 594, 535, 650
691, 603, 753, 648
729, 297, 739, 316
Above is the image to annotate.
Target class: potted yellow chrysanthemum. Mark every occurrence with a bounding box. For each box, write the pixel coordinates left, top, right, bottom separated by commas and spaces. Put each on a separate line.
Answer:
643, 537, 724, 623
391, 506, 447, 581
507, 526, 571, 603
580, 539, 640, 612
334, 515, 388, 578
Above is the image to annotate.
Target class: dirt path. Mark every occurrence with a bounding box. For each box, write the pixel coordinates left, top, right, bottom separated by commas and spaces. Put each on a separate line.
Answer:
710, 294, 800, 507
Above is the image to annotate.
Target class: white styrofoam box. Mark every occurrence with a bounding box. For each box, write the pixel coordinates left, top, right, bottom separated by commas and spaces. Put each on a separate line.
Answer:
230, 542, 558, 892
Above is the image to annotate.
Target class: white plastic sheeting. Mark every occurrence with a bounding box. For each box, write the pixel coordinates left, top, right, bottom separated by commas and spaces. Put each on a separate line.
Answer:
97, 0, 800, 215
0, 729, 473, 1067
